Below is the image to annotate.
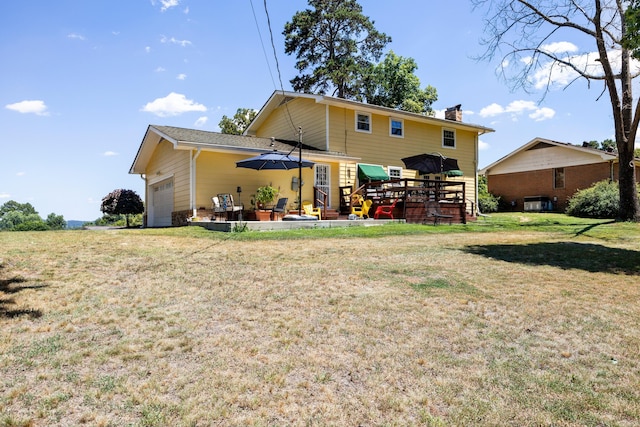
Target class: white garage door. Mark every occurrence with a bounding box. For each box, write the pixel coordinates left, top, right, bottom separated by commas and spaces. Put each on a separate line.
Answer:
150, 179, 173, 227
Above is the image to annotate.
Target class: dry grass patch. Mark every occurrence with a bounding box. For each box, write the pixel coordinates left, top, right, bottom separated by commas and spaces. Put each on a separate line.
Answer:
0, 226, 639, 426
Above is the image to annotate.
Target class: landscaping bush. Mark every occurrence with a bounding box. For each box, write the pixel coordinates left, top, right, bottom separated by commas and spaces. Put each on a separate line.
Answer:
566, 180, 619, 218
478, 175, 500, 213
14, 220, 50, 231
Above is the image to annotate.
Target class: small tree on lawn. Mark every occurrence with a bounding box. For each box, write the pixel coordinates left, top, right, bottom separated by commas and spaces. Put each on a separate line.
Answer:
100, 189, 144, 228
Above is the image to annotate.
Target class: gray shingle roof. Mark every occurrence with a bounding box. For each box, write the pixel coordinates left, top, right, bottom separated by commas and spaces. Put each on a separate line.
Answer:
151, 125, 346, 156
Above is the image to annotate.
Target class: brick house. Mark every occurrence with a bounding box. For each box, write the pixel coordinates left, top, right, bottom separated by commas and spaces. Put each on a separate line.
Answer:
480, 137, 640, 212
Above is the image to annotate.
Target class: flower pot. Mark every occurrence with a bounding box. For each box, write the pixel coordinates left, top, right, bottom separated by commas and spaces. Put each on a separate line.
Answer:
256, 210, 272, 221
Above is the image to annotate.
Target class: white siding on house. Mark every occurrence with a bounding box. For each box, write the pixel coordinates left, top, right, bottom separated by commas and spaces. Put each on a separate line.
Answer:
488, 146, 610, 175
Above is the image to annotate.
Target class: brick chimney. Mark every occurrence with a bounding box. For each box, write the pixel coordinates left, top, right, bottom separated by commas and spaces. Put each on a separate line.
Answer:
445, 104, 462, 122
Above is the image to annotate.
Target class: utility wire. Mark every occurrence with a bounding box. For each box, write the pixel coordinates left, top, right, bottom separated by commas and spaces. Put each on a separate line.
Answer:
249, 0, 276, 88
262, 0, 299, 139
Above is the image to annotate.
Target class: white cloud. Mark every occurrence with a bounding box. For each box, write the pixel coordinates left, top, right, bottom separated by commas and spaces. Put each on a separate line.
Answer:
141, 92, 207, 117
145, 46, 151, 53
529, 48, 640, 90
67, 33, 86, 41
16, 172, 26, 177
540, 41, 578, 54
151, 0, 180, 12
479, 100, 555, 122
160, 35, 191, 47
505, 100, 537, 114
479, 103, 504, 118
103, 151, 118, 157
194, 116, 208, 127
478, 140, 490, 151
529, 107, 556, 122
5, 100, 50, 116
0, 193, 10, 199
176, 73, 187, 80
155, 66, 166, 72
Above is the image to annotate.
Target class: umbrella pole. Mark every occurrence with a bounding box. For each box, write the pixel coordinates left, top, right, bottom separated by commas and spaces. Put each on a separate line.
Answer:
298, 127, 303, 213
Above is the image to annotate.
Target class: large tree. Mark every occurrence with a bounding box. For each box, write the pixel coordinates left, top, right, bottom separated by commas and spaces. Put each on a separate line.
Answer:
283, 0, 391, 99
473, 0, 640, 221
100, 189, 144, 228
362, 51, 438, 115
219, 108, 257, 135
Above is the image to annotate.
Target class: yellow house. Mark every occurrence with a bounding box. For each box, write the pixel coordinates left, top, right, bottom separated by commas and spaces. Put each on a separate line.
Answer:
130, 90, 493, 227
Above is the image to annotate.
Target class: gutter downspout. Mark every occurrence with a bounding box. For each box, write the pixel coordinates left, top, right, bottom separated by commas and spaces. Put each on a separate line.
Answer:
474, 133, 479, 216
191, 148, 202, 218
610, 160, 615, 182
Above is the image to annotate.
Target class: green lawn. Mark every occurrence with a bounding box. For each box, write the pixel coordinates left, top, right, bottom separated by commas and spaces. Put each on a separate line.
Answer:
1, 213, 638, 426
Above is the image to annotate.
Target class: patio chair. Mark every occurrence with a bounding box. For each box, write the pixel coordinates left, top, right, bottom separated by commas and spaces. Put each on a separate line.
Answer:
373, 199, 398, 220
302, 201, 322, 220
424, 200, 453, 225
271, 197, 288, 221
218, 193, 243, 221
211, 196, 226, 221
351, 198, 373, 218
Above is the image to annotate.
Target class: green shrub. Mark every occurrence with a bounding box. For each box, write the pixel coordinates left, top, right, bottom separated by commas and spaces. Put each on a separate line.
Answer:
478, 175, 500, 213
566, 180, 619, 218
14, 220, 50, 231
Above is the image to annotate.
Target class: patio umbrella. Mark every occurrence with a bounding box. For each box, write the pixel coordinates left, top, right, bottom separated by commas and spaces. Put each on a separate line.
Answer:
236, 141, 315, 214
401, 153, 461, 175
236, 151, 314, 170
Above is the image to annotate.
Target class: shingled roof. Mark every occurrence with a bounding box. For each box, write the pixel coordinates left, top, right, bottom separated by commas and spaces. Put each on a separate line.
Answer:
129, 125, 355, 175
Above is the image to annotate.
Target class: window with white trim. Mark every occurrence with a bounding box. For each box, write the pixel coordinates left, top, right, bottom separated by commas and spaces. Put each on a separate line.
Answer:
442, 128, 456, 148
388, 166, 402, 180
356, 112, 371, 133
390, 118, 403, 137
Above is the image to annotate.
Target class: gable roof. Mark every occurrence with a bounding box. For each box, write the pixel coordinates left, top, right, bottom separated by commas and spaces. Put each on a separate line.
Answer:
480, 137, 619, 175
245, 90, 495, 136
129, 125, 358, 175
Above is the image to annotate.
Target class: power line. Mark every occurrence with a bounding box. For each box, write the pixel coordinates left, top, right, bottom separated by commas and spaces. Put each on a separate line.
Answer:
261, 0, 298, 138
248, 0, 276, 88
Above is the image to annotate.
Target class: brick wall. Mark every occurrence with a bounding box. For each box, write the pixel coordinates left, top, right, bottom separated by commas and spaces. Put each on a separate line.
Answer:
488, 162, 614, 211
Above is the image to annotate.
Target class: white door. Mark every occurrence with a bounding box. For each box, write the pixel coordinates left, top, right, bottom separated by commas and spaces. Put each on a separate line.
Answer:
314, 164, 331, 207
150, 179, 173, 227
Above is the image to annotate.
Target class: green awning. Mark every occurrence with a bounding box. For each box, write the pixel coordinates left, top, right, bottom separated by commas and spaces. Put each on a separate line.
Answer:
358, 164, 389, 181
444, 169, 464, 177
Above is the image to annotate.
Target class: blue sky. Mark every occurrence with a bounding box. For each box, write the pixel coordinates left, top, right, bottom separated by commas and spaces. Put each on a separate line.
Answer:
1, 0, 631, 221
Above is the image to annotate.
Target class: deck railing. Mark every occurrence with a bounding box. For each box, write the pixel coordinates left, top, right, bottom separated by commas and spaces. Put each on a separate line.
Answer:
357, 178, 468, 223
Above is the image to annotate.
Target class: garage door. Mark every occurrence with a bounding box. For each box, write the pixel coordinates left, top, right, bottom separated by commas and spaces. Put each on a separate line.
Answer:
150, 179, 173, 227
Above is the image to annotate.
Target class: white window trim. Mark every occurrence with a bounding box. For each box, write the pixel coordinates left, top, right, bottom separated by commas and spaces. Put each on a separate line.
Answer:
442, 128, 456, 148
390, 117, 404, 138
355, 111, 372, 133
388, 166, 402, 180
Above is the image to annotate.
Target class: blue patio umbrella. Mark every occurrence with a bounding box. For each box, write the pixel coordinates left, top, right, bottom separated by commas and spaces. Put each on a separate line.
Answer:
236, 151, 314, 170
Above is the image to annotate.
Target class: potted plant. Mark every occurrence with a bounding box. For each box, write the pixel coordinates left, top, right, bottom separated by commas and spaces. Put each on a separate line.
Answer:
255, 185, 278, 221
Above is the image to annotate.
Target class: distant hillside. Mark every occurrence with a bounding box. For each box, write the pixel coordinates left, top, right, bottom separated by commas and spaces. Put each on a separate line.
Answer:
66, 220, 89, 229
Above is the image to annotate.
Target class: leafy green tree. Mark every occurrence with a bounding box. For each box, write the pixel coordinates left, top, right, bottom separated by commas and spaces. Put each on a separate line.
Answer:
623, 0, 640, 59
100, 189, 144, 228
478, 175, 500, 213
219, 108, 258, 135
362, 51, 438, 114
600, 138, 616, 152
635, 148, 640, 158
284, 0, 391, 99
582, 140, 599, 149
0, 201, 37, 218
46, 213, 66, 230
473, 0, 640, 221
0, 201, 42, 230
